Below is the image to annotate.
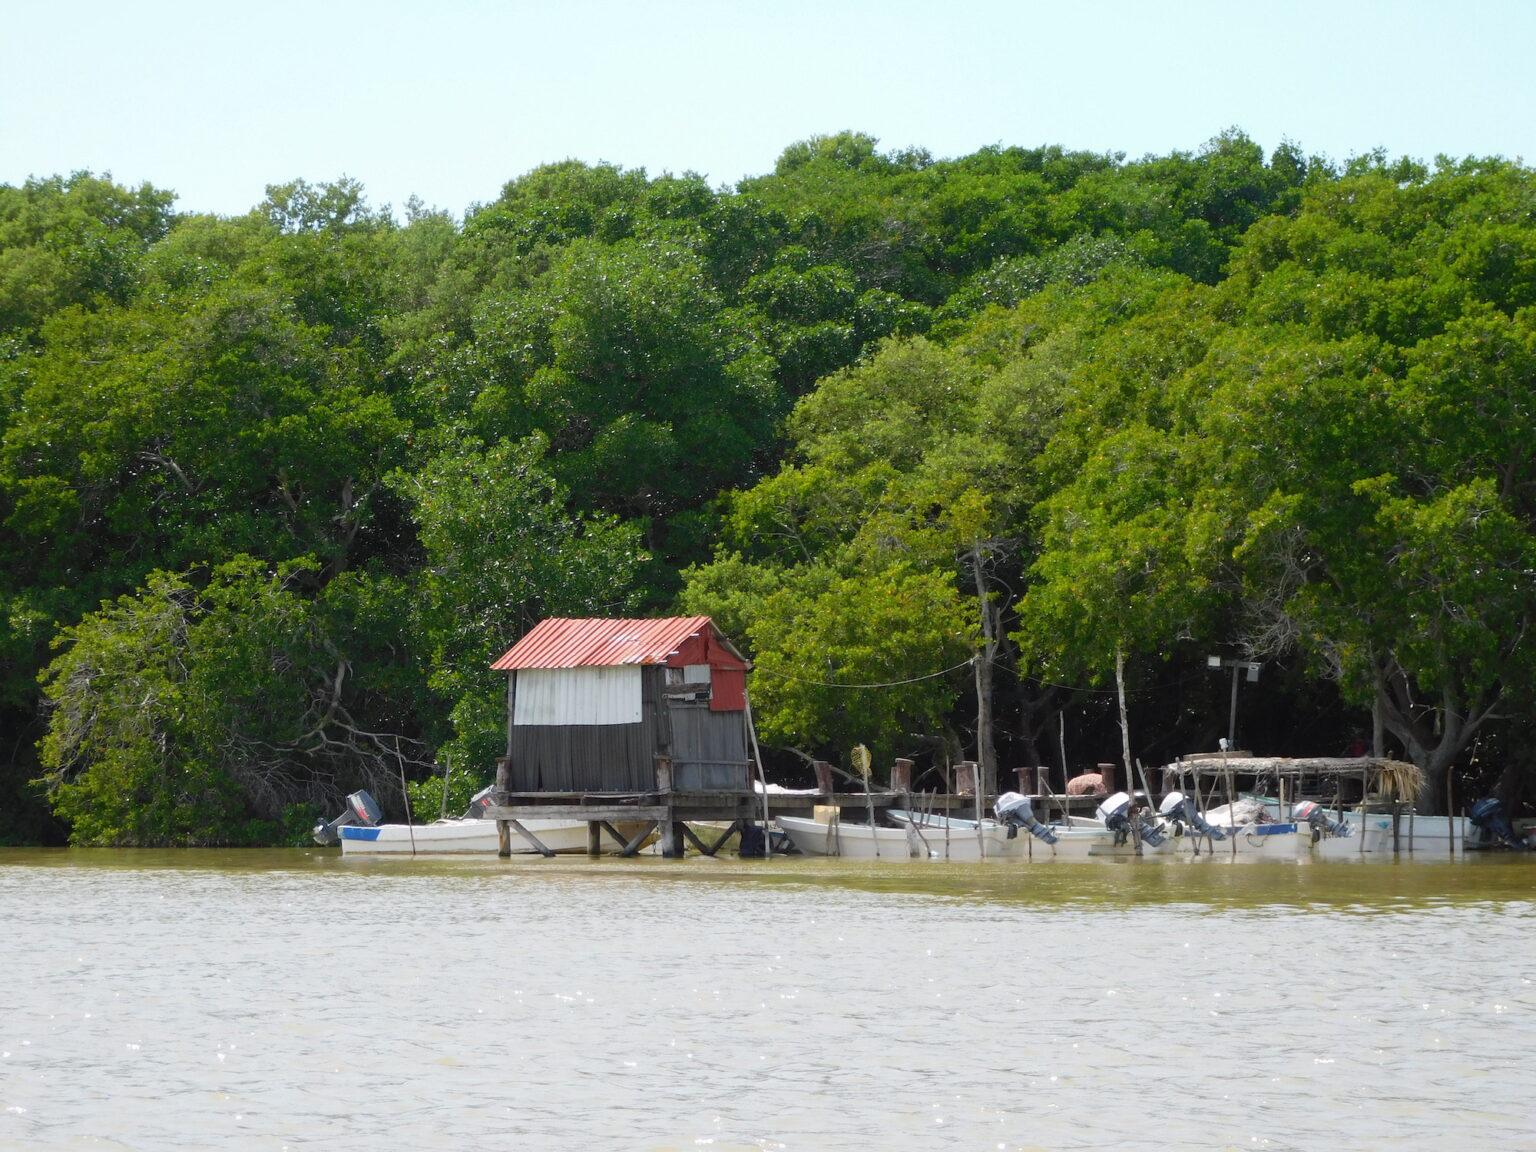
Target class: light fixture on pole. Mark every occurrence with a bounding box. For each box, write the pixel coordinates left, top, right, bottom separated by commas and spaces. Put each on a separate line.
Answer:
1207, 655, 1261, 750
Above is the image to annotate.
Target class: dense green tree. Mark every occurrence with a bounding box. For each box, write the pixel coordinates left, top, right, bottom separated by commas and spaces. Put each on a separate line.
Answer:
10, 137, 1536, 844
395, 434, 647, 775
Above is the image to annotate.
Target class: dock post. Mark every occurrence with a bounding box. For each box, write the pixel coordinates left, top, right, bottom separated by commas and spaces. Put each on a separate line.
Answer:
494, 755, 512, 859
659, 819, 685, 858
813, 760, 835, 796
1447, 770, 1456, 859
587, 820, 602, 857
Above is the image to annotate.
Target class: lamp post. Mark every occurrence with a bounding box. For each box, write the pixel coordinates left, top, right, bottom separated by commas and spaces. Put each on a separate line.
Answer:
1207, 655, 1261, 749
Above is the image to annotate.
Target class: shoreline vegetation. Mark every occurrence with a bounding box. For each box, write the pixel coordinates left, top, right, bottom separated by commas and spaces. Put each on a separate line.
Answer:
4, 130, 1535, 847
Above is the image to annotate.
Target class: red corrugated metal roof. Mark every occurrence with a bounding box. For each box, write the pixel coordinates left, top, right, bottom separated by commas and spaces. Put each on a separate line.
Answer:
492, 616, 749, 671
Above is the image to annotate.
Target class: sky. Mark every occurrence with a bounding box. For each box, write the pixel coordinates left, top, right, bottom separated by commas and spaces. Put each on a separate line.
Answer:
2, 0, 1533, 218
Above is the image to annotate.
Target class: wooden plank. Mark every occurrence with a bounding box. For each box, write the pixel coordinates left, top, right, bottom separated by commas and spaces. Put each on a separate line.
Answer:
508, 819, 556, 858
619, 821, 658, 858
483, 804, 671, 822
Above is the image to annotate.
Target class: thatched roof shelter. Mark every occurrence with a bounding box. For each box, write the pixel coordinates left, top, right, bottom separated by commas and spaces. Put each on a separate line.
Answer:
1163, 755, 1424, 799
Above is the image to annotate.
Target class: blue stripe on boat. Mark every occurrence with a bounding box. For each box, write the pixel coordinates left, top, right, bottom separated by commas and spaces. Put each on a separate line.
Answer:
1252, 823, 1297, 836
340, 826, 382, 841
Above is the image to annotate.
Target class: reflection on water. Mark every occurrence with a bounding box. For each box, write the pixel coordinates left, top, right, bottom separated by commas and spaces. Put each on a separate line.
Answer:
2, 850, 1533, 1150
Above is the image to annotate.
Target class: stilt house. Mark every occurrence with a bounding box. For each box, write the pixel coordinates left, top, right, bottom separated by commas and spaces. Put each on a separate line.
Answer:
491, 616, 753, 793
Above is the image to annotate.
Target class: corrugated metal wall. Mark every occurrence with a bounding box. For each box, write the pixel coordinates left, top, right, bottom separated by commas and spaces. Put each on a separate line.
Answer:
505, 669, 661, 791
512, 667, 643, 726
668, 701, 750, 790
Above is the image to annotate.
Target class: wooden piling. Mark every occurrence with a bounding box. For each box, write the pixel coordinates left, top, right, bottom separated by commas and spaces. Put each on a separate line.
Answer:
660, 814, 684, 858
587, 820, 602, 857
1446, 770, 1456, 860
1360, 767, 1368, 856
1223, 754, 1236, 859
495, 756, 512, 860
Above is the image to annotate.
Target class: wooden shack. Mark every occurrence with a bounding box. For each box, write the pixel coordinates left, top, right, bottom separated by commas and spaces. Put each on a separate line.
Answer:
491, 615, 753, 793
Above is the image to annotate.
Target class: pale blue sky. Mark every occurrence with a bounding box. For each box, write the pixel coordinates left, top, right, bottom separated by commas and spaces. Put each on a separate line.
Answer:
2, 0, 1532, 217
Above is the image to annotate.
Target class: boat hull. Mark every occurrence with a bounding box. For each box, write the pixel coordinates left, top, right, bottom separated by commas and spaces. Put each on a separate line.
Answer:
776, 816, 952, 858
1173, 823, 1302, 857
337, 819, 651, 855
885, 812, 1146, 859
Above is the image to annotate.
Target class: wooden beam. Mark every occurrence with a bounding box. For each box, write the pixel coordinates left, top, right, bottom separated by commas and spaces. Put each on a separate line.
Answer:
618, 821, 658, 858
484, 804, 671, 822
679, 822, 717, 856
496, 819, 511, 858
507, 819, 556, 858
705, 820, 741, 856
587, 820, 601, 857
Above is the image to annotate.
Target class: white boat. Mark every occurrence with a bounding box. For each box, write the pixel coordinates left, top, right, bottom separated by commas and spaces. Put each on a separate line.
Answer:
1299, 811, 1466, 857
885, 811, 1158, 859
776, 815, 958, 858
338, 817, 651, 855
1179, 821, 1303, 857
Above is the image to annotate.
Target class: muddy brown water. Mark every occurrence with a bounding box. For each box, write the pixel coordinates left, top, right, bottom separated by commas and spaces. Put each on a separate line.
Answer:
2, 849, 1533, 1150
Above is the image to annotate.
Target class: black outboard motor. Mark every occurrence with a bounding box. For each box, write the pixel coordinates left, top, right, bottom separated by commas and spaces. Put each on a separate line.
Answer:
311, 790, 383, 846
1292, 799, 1353, 841
462, 784, 497, 820
1097, 791, 1167, 848
1467, 797, 1529, 851
993, 792, 1058, 844
1157, 791, 1227, 842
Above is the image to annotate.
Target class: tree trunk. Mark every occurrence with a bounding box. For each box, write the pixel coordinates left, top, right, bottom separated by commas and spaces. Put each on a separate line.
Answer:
1374, 664, 1499, 816
1114, 647, 1133, 798
971, 545, 998, 798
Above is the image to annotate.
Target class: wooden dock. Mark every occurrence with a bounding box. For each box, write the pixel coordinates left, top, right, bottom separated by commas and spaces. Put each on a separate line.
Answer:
481, 785, 1107, 859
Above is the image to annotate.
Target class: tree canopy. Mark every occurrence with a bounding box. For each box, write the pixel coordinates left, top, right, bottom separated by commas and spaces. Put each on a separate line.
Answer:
5, 134, 1534, 843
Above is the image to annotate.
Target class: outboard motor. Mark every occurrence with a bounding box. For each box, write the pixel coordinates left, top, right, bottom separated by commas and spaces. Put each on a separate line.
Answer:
1158, 791, 1227, 842
462, 784, 497, 820
1097, 791, 1167, 848
1467, 797, 1529, 851
1292, 799, 1353, 841
994, 792, 1058, 844
311, 790, 384, 846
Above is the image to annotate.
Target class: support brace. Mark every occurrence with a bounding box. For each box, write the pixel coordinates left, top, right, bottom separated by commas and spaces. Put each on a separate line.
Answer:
618, 821, 658, 858
507, 818, 556, 858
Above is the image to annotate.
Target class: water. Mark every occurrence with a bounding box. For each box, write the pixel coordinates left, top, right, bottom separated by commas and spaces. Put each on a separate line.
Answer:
2, 850, 1533, 1151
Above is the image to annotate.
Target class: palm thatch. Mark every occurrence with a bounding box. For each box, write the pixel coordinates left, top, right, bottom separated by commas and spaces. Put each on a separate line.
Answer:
1167, 755, 1424, 798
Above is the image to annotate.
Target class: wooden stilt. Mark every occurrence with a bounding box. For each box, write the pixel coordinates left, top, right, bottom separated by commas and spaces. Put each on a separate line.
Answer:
1223, 758, 1237, 859
1446, 771, 1456, 860
1360, 767, 1368, 856
497, 819, 511, 859
659, 820, 686, 858
587, 820, 602, 857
